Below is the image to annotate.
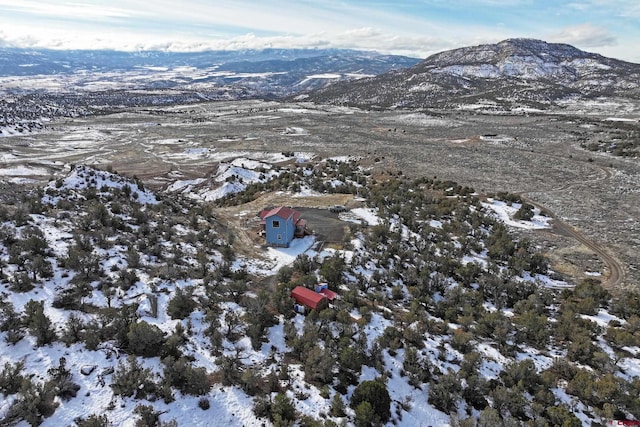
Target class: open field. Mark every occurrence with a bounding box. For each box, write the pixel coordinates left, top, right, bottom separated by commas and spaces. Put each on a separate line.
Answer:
1, 100, 639, 289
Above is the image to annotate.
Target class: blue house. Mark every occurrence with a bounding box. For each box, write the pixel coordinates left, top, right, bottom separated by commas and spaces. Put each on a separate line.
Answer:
259, 207, 308, 247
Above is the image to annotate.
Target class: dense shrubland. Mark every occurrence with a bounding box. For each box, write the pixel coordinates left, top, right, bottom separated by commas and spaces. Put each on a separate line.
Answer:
580, 121, 640, 158
0, 160, 638, 426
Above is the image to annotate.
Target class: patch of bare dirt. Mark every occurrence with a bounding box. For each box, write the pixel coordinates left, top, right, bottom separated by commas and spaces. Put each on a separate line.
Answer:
213, 192, 359, 258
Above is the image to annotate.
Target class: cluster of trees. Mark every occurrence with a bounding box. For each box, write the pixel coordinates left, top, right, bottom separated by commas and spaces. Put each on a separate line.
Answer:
2, 161, 640, 426
111, 354, 210, 401
267, 172, 640, 424
0, 357, 79, 426
218, 158, 364, 207
0, 221, 53, 292
0, 167, 237, 425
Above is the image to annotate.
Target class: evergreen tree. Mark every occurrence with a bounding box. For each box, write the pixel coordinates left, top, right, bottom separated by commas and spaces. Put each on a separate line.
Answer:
403, 346, 430, 387
354, 401, 378, 427
23, 300, 56, 346
47, 357, 80, 400
75, 414, 110, 427
428, 372, 461, 414
271, 393, 296, 426
3, 379, 58, 426
0, 360, 25, 395
330, 393, 346, 417
111, 355, 160, 400
0, 300, 25, 344
161, 356, 210, 396
127, 321, 165, 357
350, 379, 391, 423
167, 287, 197, 319
320, 253, 346, 287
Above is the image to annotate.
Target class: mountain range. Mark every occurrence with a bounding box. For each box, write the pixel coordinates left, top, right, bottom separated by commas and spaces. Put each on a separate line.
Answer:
300, 38, 640, 110
2, 38, 640, 134
0, 47, 419, 96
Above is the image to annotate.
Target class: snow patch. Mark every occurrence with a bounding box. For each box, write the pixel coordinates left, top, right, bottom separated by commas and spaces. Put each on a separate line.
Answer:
483, 199, 551, 230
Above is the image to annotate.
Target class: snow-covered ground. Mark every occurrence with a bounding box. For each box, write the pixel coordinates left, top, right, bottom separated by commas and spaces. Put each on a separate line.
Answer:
385, 113, 461, 127
604, 117, 639, 122
0, 166, 50, 176
1, 157, 637, 427
281, 127, 308, 136
166, 152, 315, 201
42, 165, 158, 205
483, 198, 551, 230
240, 236, 317, 276
345, 208, 381, 226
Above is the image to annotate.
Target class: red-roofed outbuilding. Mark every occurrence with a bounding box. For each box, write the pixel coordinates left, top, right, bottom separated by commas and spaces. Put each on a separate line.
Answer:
318, 288, 338, 301
291, 286, 328, 311
315, 283, 338, 301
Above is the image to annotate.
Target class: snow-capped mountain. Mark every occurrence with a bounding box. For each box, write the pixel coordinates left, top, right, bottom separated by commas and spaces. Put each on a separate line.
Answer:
301, 39, 640, 110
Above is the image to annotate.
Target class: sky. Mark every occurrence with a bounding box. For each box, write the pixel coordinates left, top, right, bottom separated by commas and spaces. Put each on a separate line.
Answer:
0, 0, 639, 62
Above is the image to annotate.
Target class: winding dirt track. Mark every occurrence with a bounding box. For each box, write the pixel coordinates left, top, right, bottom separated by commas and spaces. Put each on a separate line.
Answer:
518, 162, 625, 290
521, 195, 625, 289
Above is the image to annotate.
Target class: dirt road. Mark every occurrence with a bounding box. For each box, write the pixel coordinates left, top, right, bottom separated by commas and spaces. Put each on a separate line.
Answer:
520, 194, 626, 290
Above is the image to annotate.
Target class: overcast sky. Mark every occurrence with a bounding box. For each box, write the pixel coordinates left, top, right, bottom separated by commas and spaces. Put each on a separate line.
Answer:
0, 0, 638, 62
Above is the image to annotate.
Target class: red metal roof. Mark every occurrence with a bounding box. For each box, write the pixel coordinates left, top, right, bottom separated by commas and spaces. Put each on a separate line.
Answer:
262, 206, 301, 222
318, 288, 338, 301
258, 209, 271, 219
291, 286, 326, 310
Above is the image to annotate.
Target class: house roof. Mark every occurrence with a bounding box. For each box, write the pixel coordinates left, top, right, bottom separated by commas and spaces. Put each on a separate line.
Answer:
291, 286, 326, 310
260, 206, 301, 222
318, 288, 338, 301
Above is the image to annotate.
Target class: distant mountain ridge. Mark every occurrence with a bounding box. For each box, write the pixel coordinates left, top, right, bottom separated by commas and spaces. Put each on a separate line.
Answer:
0, 47, 419, 96
0, 47, 413, 75
0, 47, 419, 136
301, 39, 640, 110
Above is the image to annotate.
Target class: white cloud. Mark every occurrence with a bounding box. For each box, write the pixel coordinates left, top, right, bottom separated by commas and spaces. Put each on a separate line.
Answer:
0, 23, 456, 58
0, 0, 638, 62
550, 23, 617, 48
566, 0, 640, 18
0, 0, 140, 20
618, 2, 640, 18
